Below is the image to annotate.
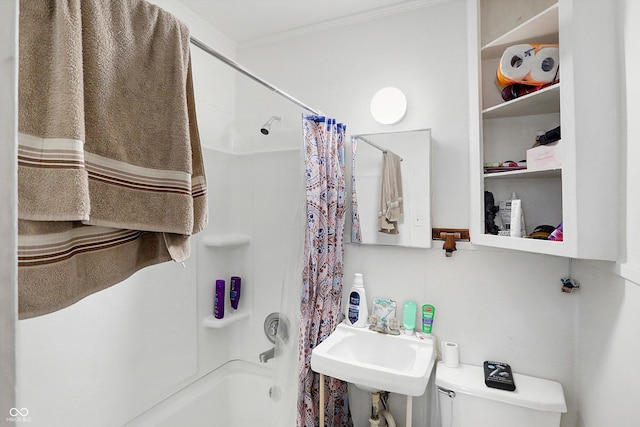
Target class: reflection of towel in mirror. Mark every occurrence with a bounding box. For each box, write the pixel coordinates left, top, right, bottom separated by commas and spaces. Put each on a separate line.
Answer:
378, 151, 403, 234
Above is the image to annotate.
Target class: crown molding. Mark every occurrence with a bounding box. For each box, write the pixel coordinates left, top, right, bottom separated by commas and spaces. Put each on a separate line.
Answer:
239, 0, 450, 50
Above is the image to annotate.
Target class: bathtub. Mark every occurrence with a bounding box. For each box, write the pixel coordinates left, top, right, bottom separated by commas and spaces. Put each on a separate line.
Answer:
126, 360, 283, 426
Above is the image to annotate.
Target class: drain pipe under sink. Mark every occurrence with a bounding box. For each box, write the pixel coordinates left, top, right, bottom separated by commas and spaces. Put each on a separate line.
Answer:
369, 392, 397, 427
379, 409, 397, 427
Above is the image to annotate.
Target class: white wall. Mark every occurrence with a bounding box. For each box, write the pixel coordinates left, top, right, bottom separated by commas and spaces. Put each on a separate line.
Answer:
11, 0, 638, 425
0, 0, 17, 420
575, 1, 640, 426
620, 0, 640, 270
237, 1, 577, 426
238, 1, 471, 228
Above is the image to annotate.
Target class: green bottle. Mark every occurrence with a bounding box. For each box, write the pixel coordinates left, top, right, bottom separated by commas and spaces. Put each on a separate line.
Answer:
422, 304, 435, 334
403, 301, 417, 334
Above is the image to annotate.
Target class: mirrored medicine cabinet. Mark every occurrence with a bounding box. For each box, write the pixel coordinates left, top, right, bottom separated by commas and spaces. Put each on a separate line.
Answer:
347, 128, 432, 248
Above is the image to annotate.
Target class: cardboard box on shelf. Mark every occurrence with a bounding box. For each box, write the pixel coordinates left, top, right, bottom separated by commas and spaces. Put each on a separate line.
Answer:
526, 140, 562, 171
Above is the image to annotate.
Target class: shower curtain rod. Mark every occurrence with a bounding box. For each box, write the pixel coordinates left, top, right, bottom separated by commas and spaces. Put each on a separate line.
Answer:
353, 135, 403, 161
189, 36, 322, 116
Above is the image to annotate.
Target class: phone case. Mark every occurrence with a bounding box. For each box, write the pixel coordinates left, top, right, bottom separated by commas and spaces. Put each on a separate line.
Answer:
483, 361, 516, 391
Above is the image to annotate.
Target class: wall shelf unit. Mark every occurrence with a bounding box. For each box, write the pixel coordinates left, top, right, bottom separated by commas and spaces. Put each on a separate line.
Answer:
468, 0, 619, 260
482, 84, 560, 119
202, 233, 251, 247
484, 168, 561, 180
201, 233, 251, 329
202, 310, 251, 329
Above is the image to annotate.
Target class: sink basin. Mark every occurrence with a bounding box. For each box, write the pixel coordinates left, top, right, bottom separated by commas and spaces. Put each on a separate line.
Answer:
310, 322, 436, 396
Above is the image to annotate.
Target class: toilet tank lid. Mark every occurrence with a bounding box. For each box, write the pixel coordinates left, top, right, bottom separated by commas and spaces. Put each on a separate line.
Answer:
435, 362, 567, 413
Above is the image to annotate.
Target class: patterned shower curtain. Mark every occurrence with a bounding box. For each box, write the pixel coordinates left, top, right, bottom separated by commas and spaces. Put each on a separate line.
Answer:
298, 115, 352, 427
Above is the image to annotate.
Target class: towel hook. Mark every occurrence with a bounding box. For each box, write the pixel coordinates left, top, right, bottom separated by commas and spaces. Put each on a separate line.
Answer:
442, 233, 458, 257
431, 228, 470, 258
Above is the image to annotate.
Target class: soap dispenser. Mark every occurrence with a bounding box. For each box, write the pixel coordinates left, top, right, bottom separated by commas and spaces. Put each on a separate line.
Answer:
345, 273, 368, 327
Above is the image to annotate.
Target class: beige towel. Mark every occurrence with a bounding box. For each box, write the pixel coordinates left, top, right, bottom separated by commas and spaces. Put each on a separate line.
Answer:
17, 0, 207, 319
378, 151, 403, 234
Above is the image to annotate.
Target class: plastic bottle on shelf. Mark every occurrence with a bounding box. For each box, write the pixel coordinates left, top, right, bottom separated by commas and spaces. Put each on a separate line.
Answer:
214, 279, 225, 319
230, 276, 241, 311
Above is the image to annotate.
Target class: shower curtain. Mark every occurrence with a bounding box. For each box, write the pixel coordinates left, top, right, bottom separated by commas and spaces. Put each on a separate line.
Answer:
298, 116, 352, 427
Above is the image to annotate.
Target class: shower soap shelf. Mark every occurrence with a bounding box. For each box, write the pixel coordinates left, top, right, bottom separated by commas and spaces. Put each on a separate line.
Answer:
202, 233, 251, 247
203, 310, 250, 328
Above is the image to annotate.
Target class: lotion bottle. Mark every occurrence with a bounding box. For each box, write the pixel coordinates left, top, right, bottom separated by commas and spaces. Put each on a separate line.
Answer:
422, 304, 435, 334
345, 273, 368, 327
403, 301, 417, 335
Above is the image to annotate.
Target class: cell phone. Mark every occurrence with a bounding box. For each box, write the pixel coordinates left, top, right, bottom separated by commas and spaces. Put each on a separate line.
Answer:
483, 361, 516, 391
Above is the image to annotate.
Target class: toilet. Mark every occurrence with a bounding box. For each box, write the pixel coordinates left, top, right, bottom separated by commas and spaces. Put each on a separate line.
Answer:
435, 362, 567, 427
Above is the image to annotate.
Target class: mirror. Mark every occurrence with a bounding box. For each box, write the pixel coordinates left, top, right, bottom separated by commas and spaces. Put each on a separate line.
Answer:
349, 129, 431, 248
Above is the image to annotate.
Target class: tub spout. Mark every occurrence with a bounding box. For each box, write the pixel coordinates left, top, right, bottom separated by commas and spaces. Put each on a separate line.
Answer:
259, 347, 275, 363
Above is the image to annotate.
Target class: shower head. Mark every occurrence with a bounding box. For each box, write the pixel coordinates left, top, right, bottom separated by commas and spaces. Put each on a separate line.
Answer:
260, 116, 281, 135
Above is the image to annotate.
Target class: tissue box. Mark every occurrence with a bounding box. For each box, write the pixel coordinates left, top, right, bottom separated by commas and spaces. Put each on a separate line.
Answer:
371, 298, 396, 322
526, 140, 563, 171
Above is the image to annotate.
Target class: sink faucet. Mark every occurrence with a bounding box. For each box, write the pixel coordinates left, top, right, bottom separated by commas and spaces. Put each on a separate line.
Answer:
369, 317, 401, 335
372, 319, 389, 333
259, 347, 275, 363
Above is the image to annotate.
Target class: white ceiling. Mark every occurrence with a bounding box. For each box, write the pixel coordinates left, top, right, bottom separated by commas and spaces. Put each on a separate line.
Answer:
177, 0, 420, 44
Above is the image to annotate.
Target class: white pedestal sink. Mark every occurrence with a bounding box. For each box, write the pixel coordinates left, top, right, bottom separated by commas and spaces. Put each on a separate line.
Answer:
311, 322, 436, 395
311, 322, 436, 427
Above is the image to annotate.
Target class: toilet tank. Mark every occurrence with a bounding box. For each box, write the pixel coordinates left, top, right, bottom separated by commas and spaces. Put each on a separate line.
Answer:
435, 362, 567, 427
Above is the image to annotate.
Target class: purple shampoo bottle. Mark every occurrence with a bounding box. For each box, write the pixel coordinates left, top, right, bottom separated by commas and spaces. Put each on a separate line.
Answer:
214, 279, 225, 319
230, 276, 241, 310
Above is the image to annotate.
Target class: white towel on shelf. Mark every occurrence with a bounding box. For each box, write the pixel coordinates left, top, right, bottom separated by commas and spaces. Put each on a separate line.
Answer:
378, 151, 403, 234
